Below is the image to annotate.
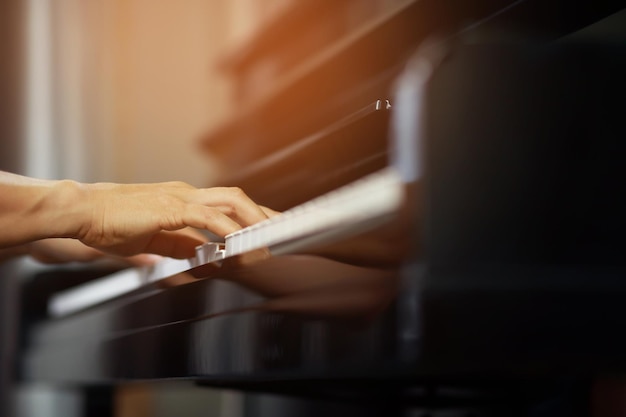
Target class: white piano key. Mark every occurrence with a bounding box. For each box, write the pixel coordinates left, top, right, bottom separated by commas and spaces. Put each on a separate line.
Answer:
49, 268, 147, 317
223, 167, 404, 256
49, 167, 404, 317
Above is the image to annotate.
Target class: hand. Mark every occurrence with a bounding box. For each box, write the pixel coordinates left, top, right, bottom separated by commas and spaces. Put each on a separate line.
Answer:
1, 172, 272, 262
74, 181, 268, 258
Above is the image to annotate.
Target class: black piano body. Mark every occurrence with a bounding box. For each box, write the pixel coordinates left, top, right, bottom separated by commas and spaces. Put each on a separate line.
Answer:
16, 0, 626, 415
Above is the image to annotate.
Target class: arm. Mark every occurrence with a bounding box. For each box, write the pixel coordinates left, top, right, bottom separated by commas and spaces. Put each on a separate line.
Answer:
0, 171, 268, 259
0, 238, 167, 266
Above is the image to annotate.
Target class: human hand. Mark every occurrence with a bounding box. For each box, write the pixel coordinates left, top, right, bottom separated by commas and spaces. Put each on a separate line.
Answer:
260, 206, 281, 218
1, 172, 270, 260
70, 182, 268, 258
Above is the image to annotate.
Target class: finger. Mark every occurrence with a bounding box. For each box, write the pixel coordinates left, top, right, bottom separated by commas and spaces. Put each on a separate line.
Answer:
173, 227, 209, 242
122, 254, 164, 266
189, 187, 269, 227
143, 230, 207, 259
167, 204, 244, 237
260, 206, 281, 218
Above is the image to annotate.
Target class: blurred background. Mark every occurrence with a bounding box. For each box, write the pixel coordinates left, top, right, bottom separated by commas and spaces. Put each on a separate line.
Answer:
2, 0, 295, 186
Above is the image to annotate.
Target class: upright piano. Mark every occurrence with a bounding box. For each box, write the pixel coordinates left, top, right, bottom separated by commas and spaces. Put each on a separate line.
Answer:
17, 0, 626, 416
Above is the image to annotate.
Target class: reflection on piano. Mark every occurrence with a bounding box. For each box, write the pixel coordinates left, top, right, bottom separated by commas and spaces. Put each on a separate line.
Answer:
18, 0, 626, 415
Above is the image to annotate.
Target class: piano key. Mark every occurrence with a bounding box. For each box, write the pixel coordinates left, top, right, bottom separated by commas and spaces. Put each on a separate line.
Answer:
224, 167, 403, 257
48, 167, 404, 317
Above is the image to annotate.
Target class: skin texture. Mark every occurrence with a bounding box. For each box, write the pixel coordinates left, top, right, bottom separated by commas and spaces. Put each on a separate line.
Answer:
0, 171, 271, 264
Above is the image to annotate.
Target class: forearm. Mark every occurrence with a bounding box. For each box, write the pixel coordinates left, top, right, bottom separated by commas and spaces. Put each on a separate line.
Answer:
1, 171, 271, 259
0, 172, 88, 248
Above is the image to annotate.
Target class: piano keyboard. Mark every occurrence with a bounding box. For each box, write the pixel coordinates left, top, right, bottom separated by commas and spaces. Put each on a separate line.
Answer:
225, 166, 403, 257
48, 167, 404, 317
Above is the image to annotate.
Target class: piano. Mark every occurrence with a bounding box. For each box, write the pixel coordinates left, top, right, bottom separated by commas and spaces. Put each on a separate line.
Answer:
15, 0, 626, 416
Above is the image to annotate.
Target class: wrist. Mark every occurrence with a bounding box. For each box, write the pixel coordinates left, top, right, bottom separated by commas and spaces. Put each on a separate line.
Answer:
0, 172, 93, 247
40, 179, 92, 240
